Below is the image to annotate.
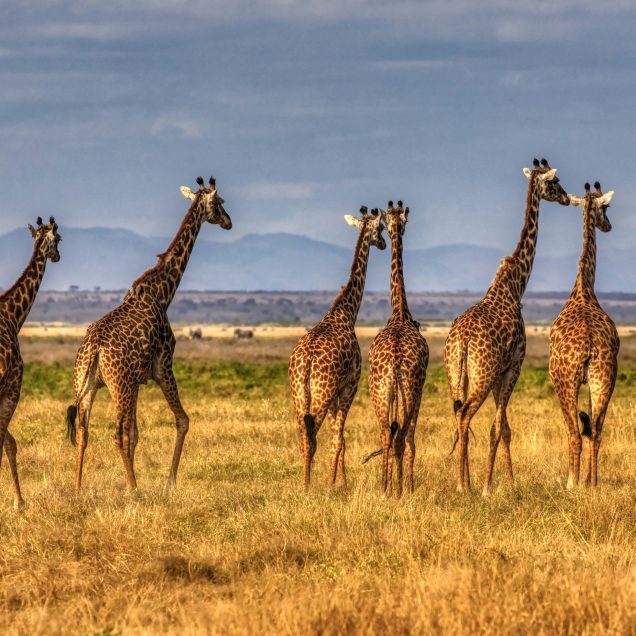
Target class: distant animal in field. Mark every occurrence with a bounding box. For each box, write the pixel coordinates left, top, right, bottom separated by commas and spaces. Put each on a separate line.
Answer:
189, 327, 203, 340
66, 176, 232, 494
366, 201, 428, 497
0, 217, 61, 510
233, 328, 254, 339
445, 158, 570, 494
289, 207, 386, 488
550, 182, 617, 488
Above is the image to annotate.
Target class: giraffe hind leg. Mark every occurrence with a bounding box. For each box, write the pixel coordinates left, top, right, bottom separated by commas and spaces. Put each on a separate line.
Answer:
112, 386, 139, 492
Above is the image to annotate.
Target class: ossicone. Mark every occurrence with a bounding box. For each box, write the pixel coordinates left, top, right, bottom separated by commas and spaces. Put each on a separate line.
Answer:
196, 176, 204, 187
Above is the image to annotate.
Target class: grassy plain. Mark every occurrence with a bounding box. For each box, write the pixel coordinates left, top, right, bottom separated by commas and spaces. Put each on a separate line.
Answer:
1, 327, 635, 634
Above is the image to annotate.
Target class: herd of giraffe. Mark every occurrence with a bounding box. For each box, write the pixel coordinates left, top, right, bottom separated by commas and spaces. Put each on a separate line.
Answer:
0, 161, 618, 511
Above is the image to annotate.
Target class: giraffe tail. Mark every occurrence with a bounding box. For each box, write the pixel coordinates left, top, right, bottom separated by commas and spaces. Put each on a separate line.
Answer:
450, 339, 469, 414
301, 356, 317, 451
66, 405, 78, 446
579, 356, 593, 438
66, 346, 100, 447
362, 369, 400, 465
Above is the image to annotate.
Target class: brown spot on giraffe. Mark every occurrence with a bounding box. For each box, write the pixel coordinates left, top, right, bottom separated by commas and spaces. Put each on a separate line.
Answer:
366, 200, 428, 497
550, 182, 618, 488
445, 158, 570, 494
288, 207, 386, 488
0, 217, 61, 510
67, 177, 231, 493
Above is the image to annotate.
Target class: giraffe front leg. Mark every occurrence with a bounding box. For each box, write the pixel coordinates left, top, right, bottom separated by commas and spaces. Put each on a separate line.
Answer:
329, 408, 348, 489
4, 432, 24, 511
329, 384, 356, 489
155, 365, 189, 494
0, 386, 24, 511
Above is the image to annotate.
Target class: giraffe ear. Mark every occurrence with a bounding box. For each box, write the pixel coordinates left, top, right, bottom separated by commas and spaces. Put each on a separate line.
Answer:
344, 214, 361, 228
597, 191, 614, 206
180, 186, 196, 201
27, 224, 37, 238
568, 194, 584, 207
539, 168, 557, 182
522, 168, 532, 179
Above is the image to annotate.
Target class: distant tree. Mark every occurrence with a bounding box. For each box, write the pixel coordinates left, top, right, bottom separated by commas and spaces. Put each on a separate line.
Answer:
69, 285, 79, 292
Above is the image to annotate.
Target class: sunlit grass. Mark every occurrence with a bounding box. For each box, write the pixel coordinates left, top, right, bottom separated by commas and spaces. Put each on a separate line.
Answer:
1, 355, 635, 634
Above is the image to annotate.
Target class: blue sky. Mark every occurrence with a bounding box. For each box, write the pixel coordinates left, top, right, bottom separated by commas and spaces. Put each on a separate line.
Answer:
1, 1, 634, 259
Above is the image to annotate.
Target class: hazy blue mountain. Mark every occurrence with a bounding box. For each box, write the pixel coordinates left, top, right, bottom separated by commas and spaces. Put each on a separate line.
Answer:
0, 227, 630, 293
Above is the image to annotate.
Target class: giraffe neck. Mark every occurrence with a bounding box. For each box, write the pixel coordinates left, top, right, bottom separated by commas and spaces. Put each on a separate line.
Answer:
329, 227, 372, 324
573, 198, 597, 299
130, 200, 205, 309
0, 237, 48, 332
487, 173, 541, 303
389, 229, 412, 321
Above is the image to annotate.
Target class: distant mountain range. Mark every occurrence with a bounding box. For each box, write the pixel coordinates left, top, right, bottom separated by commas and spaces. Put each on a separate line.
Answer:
0, 226, 631, 293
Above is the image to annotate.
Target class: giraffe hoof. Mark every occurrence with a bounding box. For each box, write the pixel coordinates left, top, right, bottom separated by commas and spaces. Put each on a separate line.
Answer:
14, 498, 26, 513
481, 487, 491, 498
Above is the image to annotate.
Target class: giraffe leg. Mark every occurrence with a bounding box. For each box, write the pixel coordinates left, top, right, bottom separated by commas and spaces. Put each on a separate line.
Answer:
586, 361, 616, 487
113, 387, 139, 492
394, 429, 407, 498
403, 399, 421, 495
155, 365, 189, 494
483, 360, 521, 495
456, 389, 489, 493
297, 403, 329, 489
0, 387, 24, 511
75, 387, 97, 492
379, 418, 392, 494
551, 371, 582, 489
328, 378, 357, 489
3, 432, 24, 511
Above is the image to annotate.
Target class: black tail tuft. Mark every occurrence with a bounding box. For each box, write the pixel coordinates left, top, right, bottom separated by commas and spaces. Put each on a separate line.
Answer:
303, 414, 317, 449
579, 411, 592, 438
390, 421, 399, 437
66, 405, 77, 446
453, 400, 462, 415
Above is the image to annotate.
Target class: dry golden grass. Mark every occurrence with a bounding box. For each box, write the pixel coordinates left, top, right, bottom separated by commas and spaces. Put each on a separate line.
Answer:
1, 331, 635, 635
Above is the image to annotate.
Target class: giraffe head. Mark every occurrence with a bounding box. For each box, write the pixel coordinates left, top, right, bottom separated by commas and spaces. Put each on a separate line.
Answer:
568, 182, 614, 233
344, 206, 386, 250
180, 176, 232, 230
380, 200, 409, 239
27, 216, 62, 262
522, 158, 570, 206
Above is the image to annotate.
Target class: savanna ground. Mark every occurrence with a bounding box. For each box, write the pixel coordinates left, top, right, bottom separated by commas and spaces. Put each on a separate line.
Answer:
1, 325, 636, 635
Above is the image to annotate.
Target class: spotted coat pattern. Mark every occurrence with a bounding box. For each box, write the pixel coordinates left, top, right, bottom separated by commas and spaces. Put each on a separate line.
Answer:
0, 218, 61, 510
444, 161, 570, 493
368, 201, 428, 496
69, 180, 231, 492
288, 210, 385, 487
549, 184, 618, 488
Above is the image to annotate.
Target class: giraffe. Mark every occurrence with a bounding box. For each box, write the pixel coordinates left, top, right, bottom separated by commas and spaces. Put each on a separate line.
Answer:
0, 217, 61, 510
66, 177, 231, 493
288, 207, 386, 488
445, 158, 570, 494
549, 182, 617, 488
365, 200, 429, 497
